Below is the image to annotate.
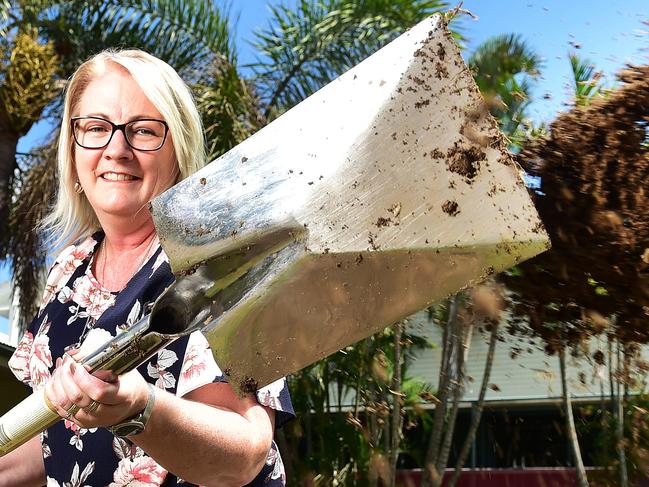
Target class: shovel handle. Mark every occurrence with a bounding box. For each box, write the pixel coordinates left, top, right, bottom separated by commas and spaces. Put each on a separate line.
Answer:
0, 388, 60, 456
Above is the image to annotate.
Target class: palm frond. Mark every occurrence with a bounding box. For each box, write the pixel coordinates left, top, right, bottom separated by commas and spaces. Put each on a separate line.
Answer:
193, 58, 264, 160
469, 33, 543, 137
569, 53, 603, 106
8, 140, 58, 328
469, 33, 542, 91
0, 0, 11, 38
250, 0, 448, 118
40, 0, 235, 80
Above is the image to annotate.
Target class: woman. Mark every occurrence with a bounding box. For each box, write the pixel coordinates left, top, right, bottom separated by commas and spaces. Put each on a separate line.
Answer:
0, 49, 293, 487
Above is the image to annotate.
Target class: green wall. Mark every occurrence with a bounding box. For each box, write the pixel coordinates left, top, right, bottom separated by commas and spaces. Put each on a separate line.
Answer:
0, 346, 29, 414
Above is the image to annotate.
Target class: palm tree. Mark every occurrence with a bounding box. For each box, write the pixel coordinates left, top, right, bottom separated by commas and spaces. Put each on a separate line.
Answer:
468, 33, 543, 143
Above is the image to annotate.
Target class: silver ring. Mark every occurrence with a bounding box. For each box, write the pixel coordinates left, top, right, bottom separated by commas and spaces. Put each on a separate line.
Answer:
83, 400, 100, 414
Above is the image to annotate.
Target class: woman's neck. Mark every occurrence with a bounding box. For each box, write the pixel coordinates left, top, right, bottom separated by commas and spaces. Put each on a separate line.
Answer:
98, 211, 157, 249
95, 217, 159, 292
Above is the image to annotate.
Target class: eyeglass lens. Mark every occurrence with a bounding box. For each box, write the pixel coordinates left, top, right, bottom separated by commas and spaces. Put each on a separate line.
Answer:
73, 118, 166, 151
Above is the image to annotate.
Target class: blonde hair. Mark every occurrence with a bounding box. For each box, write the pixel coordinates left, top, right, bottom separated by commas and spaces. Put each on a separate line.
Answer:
44, 48, 206, 249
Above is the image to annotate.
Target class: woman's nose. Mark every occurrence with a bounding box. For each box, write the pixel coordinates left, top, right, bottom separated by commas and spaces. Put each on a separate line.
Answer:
103, 128, 133, 159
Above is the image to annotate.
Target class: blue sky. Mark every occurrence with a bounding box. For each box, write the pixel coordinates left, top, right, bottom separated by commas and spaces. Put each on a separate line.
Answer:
1, 0, 647, 332
233, 0, 647, 123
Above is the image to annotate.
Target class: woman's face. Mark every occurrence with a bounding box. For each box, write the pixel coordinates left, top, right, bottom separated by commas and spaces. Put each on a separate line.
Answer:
73, 66, 178, 224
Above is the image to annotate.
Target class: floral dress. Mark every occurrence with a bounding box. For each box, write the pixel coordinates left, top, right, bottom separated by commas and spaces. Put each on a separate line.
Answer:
9, 233, 294, 487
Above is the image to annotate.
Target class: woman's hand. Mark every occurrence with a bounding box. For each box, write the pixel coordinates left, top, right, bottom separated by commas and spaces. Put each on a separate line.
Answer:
44, 352, 150, 429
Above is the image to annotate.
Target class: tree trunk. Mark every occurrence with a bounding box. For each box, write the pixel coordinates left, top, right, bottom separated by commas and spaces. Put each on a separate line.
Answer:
368, 378, 380, 487
422, 294, 461, 487
608, 336, 615, 414
0, 115, 19, 253
388, 322, 404, 487
615, 340, 628, 487
433, 319, 473, 487
449, 320, 500, 487
274, 429, 295, 483
559, 345, 589, 487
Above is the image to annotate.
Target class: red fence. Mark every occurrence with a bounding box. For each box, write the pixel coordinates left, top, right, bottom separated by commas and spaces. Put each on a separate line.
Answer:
396, 468, 649, 487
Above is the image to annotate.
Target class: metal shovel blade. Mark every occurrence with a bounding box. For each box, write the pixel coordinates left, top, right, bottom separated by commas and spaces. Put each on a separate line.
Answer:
151, 14, 549, 394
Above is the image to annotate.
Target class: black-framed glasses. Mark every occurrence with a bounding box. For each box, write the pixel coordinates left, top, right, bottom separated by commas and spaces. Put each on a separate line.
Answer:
71, 116, 169, 151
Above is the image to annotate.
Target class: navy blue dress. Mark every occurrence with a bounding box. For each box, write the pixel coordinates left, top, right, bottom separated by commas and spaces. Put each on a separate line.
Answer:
10, 233, 294, 486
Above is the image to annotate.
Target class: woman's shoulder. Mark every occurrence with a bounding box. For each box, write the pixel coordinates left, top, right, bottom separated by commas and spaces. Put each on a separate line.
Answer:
39, 234, 100, 311
52, 234, 98, 265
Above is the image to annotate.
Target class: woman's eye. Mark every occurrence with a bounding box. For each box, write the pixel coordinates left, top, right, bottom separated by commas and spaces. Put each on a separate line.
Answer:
87, 125, 109, 133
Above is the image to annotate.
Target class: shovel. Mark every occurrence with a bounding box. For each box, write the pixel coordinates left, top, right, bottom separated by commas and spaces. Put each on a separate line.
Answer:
0, 14, 549, 456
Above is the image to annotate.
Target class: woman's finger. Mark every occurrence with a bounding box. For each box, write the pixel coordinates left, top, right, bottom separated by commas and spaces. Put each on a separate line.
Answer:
59, 360, 95, 410
47, 366, 76, 418
72, 362, 121, 406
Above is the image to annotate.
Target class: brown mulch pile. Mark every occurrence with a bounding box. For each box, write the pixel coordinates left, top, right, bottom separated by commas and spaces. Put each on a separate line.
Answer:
507, 65, 649, 344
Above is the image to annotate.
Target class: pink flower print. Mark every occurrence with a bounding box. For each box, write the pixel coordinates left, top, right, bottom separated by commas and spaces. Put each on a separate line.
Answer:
61, 248, 87, 275
113, 436, 139, 461
57, 237, 96, 272
64, 418, 82, 435
9, 331, 34, 382
39, 283, 58, 311
29, 330, 53, 389
40, 237, 97, 311
180, 343, 209, 382
177, 332, 222, 397
71, 275, 115, 320
264, 446, 286, 482
109, 456, 167, 487
257, 378, 287, 411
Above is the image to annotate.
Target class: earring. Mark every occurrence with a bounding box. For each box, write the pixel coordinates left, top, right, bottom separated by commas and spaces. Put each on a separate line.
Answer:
74, 180, 84, 194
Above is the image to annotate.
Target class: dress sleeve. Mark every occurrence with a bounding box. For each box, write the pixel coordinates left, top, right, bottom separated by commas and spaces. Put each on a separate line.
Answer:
175, 331, 295, 427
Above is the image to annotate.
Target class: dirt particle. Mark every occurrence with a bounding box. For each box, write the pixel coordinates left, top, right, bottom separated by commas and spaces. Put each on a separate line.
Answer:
436, 42, 446, 61
239, 376, 258, 394
368, 232, 380, 250
241, 156, 248, 163
199, 177, 207, 185
388, 202, 402, 218
179, 260, 204, 277
355, 254, 364, 265
434, 62, 449, 80
376, 217, 393, 228
415, 99, 431, 109
442, 200, 460, 216
447, 145, 485, 182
